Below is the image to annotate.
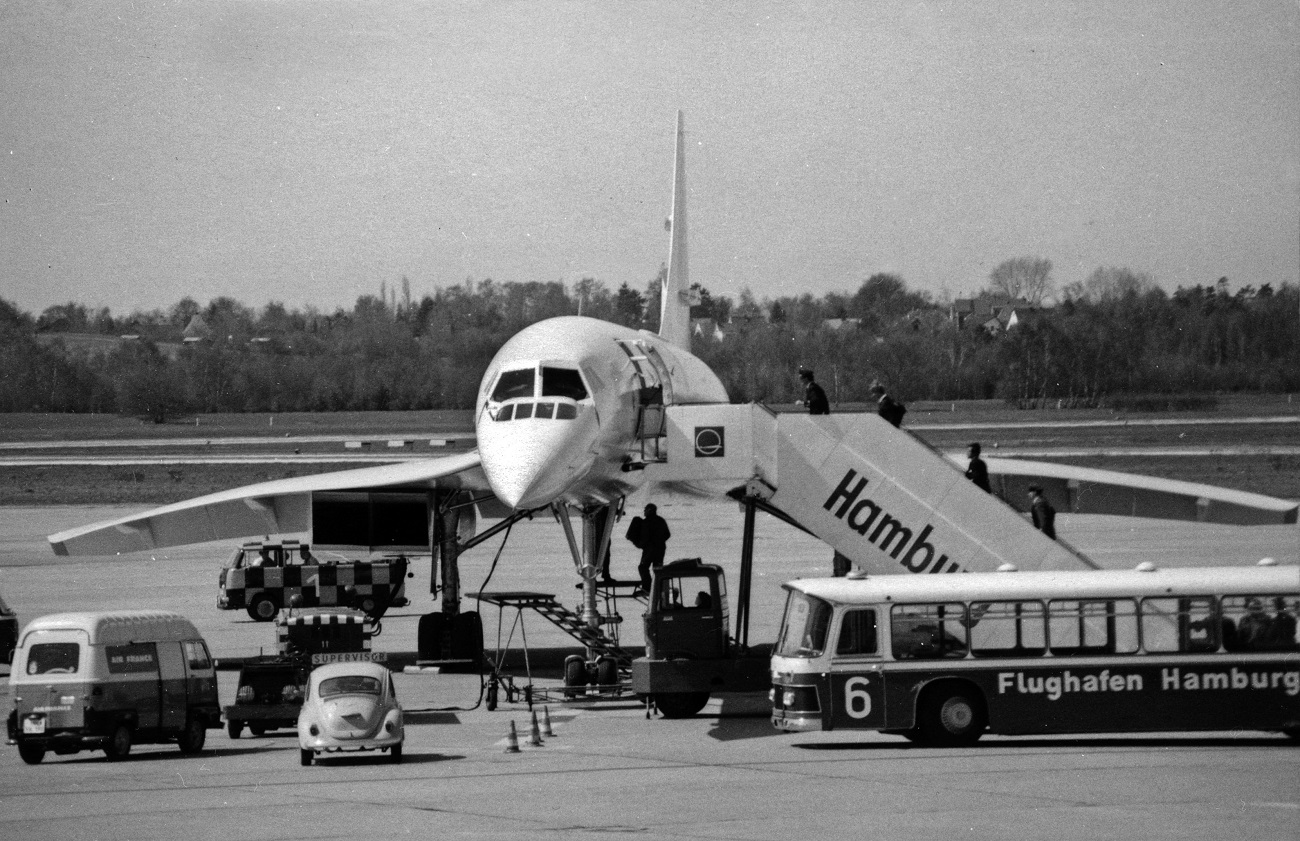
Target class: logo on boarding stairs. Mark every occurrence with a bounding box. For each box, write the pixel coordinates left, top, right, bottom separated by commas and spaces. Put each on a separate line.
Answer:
823, 469, 965, 574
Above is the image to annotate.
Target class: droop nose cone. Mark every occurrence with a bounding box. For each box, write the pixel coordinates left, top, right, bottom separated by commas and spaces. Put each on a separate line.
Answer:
478, 406, 600, 509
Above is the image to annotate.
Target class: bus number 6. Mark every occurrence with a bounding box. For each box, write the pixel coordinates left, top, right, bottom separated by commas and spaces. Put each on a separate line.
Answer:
844, 676, 872, 719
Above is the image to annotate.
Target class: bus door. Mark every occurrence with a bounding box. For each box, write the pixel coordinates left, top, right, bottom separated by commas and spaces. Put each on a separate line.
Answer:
825, 608, 888, 730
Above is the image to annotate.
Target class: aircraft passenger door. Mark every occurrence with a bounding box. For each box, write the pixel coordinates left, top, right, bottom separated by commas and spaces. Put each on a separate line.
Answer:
617, 340, 672, 442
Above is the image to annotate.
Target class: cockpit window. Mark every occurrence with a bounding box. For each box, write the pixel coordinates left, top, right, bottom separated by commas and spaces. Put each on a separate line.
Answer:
491, 368, 535, 402
541, 367, 587, 400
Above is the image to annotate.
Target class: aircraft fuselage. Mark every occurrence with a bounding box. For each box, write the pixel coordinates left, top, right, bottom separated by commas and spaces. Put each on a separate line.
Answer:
475, 315, 728, 510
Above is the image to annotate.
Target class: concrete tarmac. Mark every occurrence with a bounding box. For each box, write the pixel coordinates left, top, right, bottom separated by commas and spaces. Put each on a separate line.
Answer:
1, 501, 1298, 840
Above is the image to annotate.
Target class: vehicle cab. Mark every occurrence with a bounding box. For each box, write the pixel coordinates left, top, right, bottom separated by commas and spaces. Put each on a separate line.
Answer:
643, 558, 729, 660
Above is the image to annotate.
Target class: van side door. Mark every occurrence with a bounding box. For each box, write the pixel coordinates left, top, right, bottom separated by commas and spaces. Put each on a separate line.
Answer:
155, 642, 189, 731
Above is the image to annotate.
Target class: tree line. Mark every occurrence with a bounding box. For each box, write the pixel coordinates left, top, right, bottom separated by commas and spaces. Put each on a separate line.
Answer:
2, 263, 1296, 420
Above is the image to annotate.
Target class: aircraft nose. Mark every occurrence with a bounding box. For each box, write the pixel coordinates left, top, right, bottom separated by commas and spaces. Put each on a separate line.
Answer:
478, 404, 599, 509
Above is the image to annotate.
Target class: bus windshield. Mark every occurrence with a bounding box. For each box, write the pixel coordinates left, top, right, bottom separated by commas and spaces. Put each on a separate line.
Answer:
776, 591, 833, 657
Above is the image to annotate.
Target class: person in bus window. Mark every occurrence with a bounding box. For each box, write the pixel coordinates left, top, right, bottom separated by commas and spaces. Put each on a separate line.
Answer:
1237, 598, 1273, 649
1268, 597, 1296, 649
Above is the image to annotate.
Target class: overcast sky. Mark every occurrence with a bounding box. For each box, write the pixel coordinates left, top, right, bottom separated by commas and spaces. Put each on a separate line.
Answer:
2, 1, 1296, 317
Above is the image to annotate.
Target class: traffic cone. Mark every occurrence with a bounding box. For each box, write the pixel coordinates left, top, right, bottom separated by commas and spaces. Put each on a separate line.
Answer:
527, 710, 544, 747
541, 705, 555, 738
504, 720, 521, 753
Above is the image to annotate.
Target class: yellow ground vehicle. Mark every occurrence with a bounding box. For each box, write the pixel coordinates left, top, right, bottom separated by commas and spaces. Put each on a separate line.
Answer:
7, 611, 220, 764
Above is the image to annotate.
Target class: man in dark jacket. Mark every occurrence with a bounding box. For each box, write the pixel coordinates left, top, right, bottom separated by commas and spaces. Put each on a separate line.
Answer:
798, 368, 830, 415
1028, 485, 1056, 539
871, 382, 905, 428
966, 443, 991, 492
628, 503, 672, 595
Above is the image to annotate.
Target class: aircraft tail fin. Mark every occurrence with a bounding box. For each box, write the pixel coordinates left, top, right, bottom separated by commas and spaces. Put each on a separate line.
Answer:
658, 110, 693, 350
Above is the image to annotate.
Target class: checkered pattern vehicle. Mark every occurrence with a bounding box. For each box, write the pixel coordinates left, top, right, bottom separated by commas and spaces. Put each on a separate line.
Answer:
218, 547, 409, 621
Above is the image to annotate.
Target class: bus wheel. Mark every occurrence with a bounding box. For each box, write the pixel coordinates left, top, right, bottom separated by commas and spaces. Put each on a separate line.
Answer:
247, 594, 279, 622
654, 692, 710, 719
104, 725, 132, 760
918, 687, 985, 747
177, 716, 207, 754
17, 741, 45, 765
227, 719, 243, 739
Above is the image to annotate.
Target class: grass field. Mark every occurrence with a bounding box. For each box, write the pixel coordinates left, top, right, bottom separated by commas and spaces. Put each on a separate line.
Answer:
1, 395, 1297, 505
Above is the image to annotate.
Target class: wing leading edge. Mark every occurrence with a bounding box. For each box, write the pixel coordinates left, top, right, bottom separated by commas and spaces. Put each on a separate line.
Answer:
979, 456, 1298, 525
48, 451, 492, 556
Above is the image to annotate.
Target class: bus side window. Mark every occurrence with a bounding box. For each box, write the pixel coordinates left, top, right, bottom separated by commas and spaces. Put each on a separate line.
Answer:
836, 609, 878, 656
1140, 596, 1214, 653
1223, 594, 1298, 651
891, 604, 966, 660
969, 601, 1046, 658
1050, 599, 1138, 656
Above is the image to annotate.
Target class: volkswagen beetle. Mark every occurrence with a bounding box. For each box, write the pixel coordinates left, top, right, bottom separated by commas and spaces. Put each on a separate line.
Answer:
296, 661, 403, 765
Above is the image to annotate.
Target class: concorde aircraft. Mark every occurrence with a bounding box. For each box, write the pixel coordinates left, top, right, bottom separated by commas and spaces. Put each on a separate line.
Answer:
49, 112, 1297, 660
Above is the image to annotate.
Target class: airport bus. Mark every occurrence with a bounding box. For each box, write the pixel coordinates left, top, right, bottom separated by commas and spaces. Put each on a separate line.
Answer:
769, 562, 1300, 745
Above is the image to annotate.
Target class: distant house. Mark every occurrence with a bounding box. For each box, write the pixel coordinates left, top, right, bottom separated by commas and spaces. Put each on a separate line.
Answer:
950, 295, 1041, 333
820, 318, 862, 332
181, 314, 211, 344
691, 318, 725, 341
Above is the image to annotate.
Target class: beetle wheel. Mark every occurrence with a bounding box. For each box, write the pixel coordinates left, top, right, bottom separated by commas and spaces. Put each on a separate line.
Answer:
299, 748, 313, 767
389, 743, 403, 764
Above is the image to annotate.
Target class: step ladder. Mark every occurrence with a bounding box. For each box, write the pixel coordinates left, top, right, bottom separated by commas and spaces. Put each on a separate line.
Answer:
474, 591, 634, 668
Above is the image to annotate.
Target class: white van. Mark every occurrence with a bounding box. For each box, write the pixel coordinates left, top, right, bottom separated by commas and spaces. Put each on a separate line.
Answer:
6, 611, 221, 764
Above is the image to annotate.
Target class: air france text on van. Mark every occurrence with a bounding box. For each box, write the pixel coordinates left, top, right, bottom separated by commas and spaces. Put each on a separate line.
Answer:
822, 469, 965, 575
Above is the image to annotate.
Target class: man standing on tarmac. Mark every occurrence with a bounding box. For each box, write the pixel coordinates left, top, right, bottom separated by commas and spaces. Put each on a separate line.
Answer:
798, 368, 830, 415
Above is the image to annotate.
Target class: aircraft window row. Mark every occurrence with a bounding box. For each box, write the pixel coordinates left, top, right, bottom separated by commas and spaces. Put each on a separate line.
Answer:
494, 401, 579, 422
877, 595, 1300, 661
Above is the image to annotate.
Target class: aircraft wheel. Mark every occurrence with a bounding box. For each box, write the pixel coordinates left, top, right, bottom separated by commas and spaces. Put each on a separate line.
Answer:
299, 748, 313, 767
227, 719, 243, 739
247, 594, 279, 622
917, 685, 985, 747
653, 692, 710, 719
595, 656, 619, 689
563, 655, 587, 699
17, 741, 45, 765
104, 725, 132, 761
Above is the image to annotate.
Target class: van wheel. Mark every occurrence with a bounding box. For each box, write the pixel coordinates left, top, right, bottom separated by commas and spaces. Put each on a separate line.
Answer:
247, 594, 279, 622
104, 725, 132, 760
17, 741, 45, 765
918, 686, 985, 747
227, 719, 243, 739
299, 748, 313, 767
654, 692, 710, 719
178, 717, 206, 754
249, 724, 267, 737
